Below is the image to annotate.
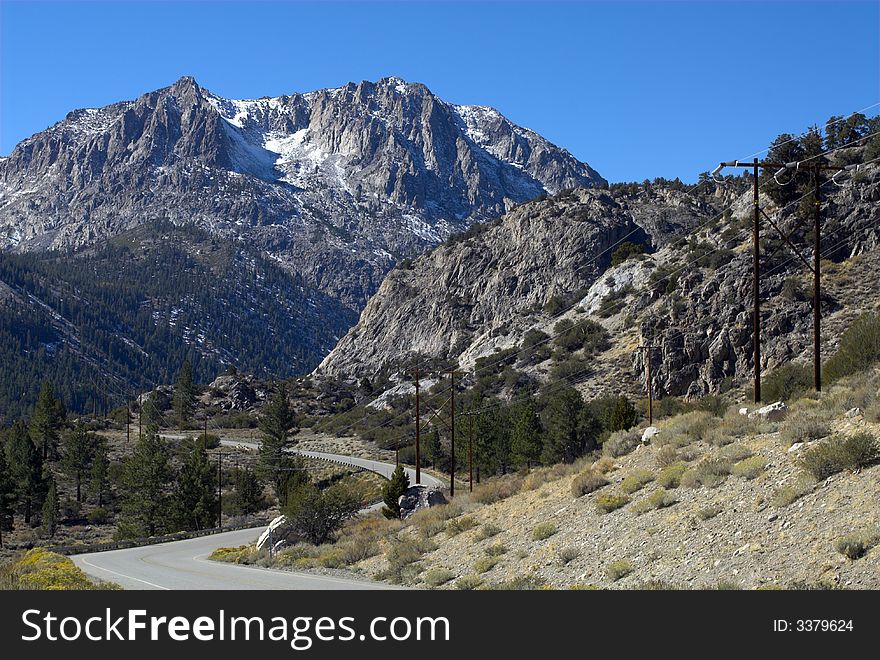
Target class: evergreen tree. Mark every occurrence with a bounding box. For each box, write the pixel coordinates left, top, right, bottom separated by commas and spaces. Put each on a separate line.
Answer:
5, 420, 44, 524
89, 437, 111, 508
30, 381, 66, 460
381, 465, 410, 519
282, 482, 362, 545
0, 448, 16, 547
117, 430, 173, 538
42, 477, 59, 538
173, 359, 196, 427
541, 387, 597, 464
426, 427, 443, 469
142, 391, 164, 430
61, 423, 95, 502
258, 382, 297, 501
605, 396, 638, 433
229, 467, 263, 516
172, 440, 217, 531
511, 402, 543, 470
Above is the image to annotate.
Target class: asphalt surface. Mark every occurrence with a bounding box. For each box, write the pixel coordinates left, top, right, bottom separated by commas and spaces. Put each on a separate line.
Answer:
72, 443, 442, 590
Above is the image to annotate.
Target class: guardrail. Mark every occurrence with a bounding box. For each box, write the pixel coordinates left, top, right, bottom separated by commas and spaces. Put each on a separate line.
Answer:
47, 521, 269, 557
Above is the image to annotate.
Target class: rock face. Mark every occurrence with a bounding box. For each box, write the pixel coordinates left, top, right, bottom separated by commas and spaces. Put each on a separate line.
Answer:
399, 485, 448, 519
256, 515, 296, 553
0, 75, 603, 311
318, 188, 651, 377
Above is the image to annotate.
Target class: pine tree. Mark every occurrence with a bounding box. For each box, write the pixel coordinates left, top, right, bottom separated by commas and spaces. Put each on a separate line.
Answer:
382, 465, 410, 519
606, 396, 638, 433
30, 381, 66, 460
117, 430, 173, 538
258, 382, 297, 501
511, 402, 543, 470
173, 359, 196, 427
61, 423, 95, 502
541, 387, 596, 464
5, 420, 44, 524
89, 437, 111, 508
426, 427, 443, 469
42, 477, 59, 538
142, 391, 164, 431
0, 448, 16, 547
172, 440, 217, 531
229, 467, 263, 516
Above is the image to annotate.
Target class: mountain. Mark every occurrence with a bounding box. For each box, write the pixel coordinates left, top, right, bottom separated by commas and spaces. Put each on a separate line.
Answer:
317, 151, 880, 400
0, 222, 355, 422
0, 75, 604, 310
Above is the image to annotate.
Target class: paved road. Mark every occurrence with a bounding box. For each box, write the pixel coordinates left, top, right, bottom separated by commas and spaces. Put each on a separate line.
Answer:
72, 444, 442, 590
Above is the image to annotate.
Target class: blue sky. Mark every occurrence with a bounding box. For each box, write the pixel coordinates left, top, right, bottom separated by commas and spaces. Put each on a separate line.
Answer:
1, 1, 878, 182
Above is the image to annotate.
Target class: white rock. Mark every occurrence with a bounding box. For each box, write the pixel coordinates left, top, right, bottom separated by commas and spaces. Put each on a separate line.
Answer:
641, 426, 661, 444
787, 442, 804, 453
748, 401, 787, 422
844, 407, 862, 419
256, 515, 288, 551
739, 407, 749, 416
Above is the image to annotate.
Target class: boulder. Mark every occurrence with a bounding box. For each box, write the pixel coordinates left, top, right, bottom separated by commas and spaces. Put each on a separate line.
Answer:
748, 401, 787, 423
256, 515, 298, 552
641, 426, 661, 444
398, 485, 447, 519
844, 407, 862, 419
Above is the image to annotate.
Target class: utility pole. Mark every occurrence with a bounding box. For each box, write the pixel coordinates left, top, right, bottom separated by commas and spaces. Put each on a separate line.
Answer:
813, 171, 822, 391
447, 369, 456, 498
711, 157, 856, 398
126, 394, 131, 446
138, 396, 142, 441
644, 342, 653, 424
467, 411, 474, 493
217, 449, 223, 531
413, 367, 421, 484
752, 158, 761, 403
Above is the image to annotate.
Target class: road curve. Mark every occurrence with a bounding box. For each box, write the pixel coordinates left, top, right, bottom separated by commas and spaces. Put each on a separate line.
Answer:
72, 444, 441, 590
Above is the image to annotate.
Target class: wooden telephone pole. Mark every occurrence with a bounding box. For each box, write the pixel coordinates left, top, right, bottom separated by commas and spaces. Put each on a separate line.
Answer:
713, 158, 848, 400
446, 369, 457, 498
413, 367, 421, 484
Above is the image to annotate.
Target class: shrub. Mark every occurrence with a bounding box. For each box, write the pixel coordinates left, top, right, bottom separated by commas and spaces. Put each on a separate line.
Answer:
474, 556, 500, 574
620, 469, 654, 494
571, 469, 609, 497
770, 473, 817, 507
732, 455, 767, 480
603, 429, 642, 457
697, 504, 722, 520
824, 314, 880, 382
6, 549, 118, 590
720, 444, 753, 463
490, 575, 549, 590
834, 530, 879, 560
552, 318, 610, 354
631, 489, 676, 514
606, 559, 634, 581
655, 444, 679, 467
558, 547, 581, 565
656, 462, 688, 489
702, 427, 735, 447
532, 522, 558, 541
87, 507, 109, 525
472, 475, 524, 504
484, 543, 508, 558
595, 491, 630, 513
662, 411, 715, 442
798, 433, 879, 480
410, 503, 462, 537
423, 568, 455, 588
474, 524, 502, 541
446, 515, 478, 537
592, 456, 616, 474
761, 363, 813, 402
680, 458, 732, 488
780, 416, 831, 447
383, 536, 436, 582
455, 575, 483, 590
610, 241, 645, 267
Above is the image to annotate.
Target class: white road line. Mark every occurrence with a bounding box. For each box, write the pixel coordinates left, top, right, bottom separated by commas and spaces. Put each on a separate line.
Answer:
78, 556, 171, 590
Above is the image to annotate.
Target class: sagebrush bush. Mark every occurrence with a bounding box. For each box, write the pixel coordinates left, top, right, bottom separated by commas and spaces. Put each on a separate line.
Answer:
834, 530, 879, 560
798, 433, 880, 480
558, 546, 580, 565
410, 503, 462, 537
571, 469, 609, 497
656, 462, 688, 489
732, 455, 767, 480
603, 429, 642, 458
472, 475, 525, 504
595, 491, 630, 513
606, 559, 634, 581
490, 574, 549, 590
484, 542, 508, 557
474, 524, 502, 541
631, 489, 676, 514
770, 473, 817, 507
423, 568, 455, 588
620, 468, 655, 494
824, 314, 880, 382
532, 522, 558, 540
760, 363, 813, 402
662, 411, 715, 442
655, 444, 679, 467
680, 457, 733, 488
592, 456, 616, 474
446, 515, 478, 537
455, 575, 483, 590
697, 504, 722, 520
702, 427, 735, 447
780, 415, 831, 447
474, 556, 500, 574
719, 444, 753, 463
